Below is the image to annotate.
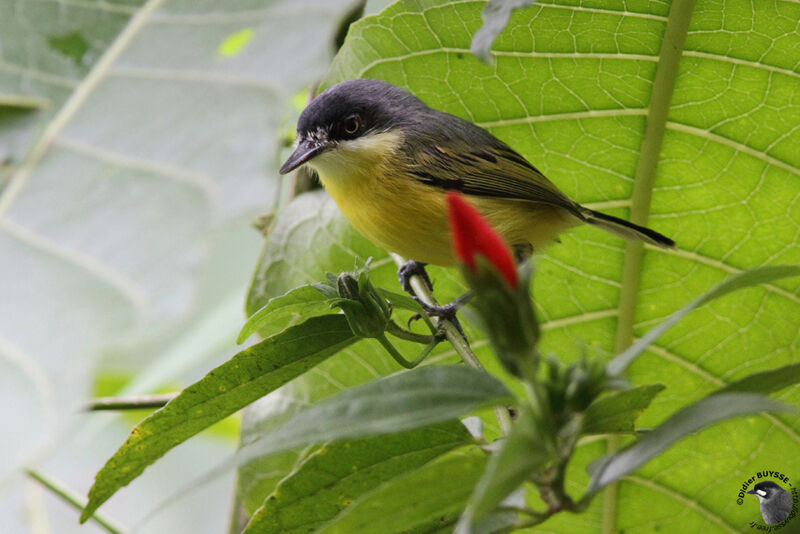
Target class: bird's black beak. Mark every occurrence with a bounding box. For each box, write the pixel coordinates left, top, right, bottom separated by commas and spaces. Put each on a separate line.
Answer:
279, 139, 326, 174
747, 489, 756, 494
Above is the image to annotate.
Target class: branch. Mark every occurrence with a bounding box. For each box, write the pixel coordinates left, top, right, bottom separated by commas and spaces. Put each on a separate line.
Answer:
86, 393, 177, 411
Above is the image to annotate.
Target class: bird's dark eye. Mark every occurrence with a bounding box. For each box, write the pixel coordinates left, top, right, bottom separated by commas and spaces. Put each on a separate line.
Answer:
343, 115, 360, 135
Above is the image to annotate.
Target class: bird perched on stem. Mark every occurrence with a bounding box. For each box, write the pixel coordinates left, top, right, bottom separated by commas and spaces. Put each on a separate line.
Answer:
747, 481, 793, 525
280, 79, 674, 307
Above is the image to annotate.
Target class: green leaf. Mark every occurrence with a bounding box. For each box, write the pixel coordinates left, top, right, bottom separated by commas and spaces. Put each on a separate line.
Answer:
714, 362, 800, 397
588, 393, 795, 493
243, 421, 473, 534
582, 384, 666, 434
608, 266, 800, 376
316, 451, 488, 534
471, 0, 535, 64
237, 366, 513, 467
237, 284, 337, 343
82, 315, 357, 522
463, 405, 552, 525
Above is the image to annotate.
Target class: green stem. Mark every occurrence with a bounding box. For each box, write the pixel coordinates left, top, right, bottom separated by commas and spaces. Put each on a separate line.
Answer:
391, 254, 512, 434
86, 393, 177, 411
386, 320, 440, 344
26, 469, 125, 534
604, 1, 695, 533
377, 334, 437, 369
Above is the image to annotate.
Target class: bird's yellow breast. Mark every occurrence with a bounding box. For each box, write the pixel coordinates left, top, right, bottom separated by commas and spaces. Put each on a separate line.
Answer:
308, 132, 575, 265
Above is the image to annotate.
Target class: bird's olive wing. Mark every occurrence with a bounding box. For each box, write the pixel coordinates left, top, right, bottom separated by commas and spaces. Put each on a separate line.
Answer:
408, 141, 580, 216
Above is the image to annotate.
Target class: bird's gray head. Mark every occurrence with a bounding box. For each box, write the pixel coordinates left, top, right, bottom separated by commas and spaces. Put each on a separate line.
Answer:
280, 79, 427, 174
747, 481, 784, 501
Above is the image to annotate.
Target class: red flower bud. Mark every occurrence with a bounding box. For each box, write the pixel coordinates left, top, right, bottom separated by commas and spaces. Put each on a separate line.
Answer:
446, 191, 518, 289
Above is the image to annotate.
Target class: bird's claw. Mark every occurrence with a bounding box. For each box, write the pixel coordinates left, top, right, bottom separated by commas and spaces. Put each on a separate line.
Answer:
412, 297, 466, 339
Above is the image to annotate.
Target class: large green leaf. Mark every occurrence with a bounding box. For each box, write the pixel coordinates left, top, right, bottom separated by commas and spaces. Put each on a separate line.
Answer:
0, 0, 362, 489
302, 0, 799, 531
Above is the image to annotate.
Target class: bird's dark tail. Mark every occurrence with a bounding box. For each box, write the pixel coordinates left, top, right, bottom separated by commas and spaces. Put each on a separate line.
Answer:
580, 208, 675, 248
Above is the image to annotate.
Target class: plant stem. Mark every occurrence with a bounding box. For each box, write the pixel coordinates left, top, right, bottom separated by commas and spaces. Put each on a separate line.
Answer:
86, 393, 177, 411
26, 469, 125, 534
603, 0, 695, 532
386, 320, 439, 344
377, 334, 437, 369
391, 254, 512, 434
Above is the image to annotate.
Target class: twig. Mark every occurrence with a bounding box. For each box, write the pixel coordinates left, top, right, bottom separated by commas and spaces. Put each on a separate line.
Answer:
26, 469, 125, 534
86, 393, 177, 411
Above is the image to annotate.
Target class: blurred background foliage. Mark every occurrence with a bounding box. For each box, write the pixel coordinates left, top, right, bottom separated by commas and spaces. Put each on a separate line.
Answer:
1, 0, 798, 532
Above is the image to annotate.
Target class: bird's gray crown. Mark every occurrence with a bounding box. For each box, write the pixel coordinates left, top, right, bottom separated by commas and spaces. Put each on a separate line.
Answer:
296, 79, 427, 142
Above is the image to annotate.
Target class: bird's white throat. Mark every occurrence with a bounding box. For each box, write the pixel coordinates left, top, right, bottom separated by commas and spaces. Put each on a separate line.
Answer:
307, 130, 402, 181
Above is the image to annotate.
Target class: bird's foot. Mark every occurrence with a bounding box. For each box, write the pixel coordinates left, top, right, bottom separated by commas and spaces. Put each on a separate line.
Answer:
398, 260, 432, 295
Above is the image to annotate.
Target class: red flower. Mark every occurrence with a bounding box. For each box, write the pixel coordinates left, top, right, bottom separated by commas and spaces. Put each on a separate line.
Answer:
446, 191, 518, 289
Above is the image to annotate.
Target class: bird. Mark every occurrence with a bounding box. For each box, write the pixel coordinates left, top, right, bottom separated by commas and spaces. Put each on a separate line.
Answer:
747, 481, 793, 525
280, 79, 674, 302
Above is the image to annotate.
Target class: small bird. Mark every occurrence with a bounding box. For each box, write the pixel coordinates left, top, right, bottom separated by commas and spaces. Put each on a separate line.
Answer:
280, 79, 674, 293
747, 481, 793, 525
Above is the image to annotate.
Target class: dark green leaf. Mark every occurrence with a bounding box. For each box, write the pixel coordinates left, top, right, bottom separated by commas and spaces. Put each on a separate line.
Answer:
462, 405, 551, 525
471, 0, 535, 64
237, 284, 336, 343
237, 366, 513, 467
714, 363, 800, 396
82, 315, 357, 522
608, 266, 800, 376
582, 384, 665, 434
316, 451, 488, 534
587, 393, 795, 493
243, 421, 473, 534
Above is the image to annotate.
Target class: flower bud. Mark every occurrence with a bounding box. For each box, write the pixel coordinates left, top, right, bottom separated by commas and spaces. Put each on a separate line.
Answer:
446, 192, 538, 377
331, 267, 391, 339
446, 192, 518, 289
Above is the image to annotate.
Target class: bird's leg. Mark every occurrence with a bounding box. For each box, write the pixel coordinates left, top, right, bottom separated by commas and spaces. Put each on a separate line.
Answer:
397, 260, 432, 294
397, 260, 473, 336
